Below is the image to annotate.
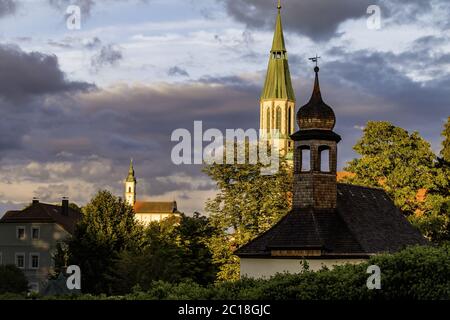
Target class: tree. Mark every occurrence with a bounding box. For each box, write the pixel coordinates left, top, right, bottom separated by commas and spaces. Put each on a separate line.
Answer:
441, 116, 450, 163
0, 265, 29, 294
203, 157, 292, 281
109, 213, 217, 294
65, 190, 144, 294
344, 121, 450, 242
344, 121, 438, 213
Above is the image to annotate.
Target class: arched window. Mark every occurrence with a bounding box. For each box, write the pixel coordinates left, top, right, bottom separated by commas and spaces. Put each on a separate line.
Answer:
302, 148, 311, 172
295, 146, 311, 173
129, 187, 132, 193
287, 107, 292, 134
319, 146, 331, 172
266, 108, 270, 132
276, 106, 282, 131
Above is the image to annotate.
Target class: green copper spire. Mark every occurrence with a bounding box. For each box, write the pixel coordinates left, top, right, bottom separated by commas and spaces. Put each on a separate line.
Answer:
272, 0, 286, 52
126, 159, 136, 182
261, 1, 295, 101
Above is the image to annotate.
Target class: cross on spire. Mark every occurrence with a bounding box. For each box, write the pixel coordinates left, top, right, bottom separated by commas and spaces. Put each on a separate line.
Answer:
309, 54, 321, 68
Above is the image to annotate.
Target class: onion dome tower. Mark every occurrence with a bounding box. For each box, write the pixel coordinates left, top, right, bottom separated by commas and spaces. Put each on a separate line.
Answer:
291, 65, 341, 210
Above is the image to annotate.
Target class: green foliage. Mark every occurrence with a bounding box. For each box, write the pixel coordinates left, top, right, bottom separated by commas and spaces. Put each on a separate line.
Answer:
46, 245, 450, 300
109, 213, 218, 295
442, 116, 450, 162
344, 121, 450, 242
65, 190, 144, 294
0, 265, 29, 294
203, 156, 292, 281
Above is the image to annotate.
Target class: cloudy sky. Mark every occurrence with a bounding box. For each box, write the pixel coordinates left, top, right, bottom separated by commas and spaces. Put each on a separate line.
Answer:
0, 0, 449, 215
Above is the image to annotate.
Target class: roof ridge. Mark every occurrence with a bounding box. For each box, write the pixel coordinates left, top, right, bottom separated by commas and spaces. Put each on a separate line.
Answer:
337, 182, 384, 191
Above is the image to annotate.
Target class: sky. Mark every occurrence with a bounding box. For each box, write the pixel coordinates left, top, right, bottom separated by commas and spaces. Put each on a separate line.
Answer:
0, 0, 449, 215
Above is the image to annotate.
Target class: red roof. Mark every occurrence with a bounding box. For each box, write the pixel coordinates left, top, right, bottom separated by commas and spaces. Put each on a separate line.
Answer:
0, 202, 82, 234
134, 201, 178, 214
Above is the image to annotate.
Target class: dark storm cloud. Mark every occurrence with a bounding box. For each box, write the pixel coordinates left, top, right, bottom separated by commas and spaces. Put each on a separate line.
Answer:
0, 44, 93, 102
0, 73, 260, 199
91, 44, 123, 72
0, 0, 16, 18
218, 0, 372, 41
168, 66, 189, 77
218, 0, 447, 41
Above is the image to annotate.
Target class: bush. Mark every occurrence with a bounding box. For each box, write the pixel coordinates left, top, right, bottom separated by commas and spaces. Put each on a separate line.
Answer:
0, 265, 29, 294
42, 245, 450, 300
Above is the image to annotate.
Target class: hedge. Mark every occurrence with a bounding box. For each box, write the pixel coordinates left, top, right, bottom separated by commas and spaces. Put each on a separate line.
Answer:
9, 244, 450, 300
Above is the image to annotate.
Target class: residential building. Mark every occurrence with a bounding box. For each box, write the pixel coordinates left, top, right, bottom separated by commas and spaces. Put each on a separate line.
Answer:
0, 198, 81, 291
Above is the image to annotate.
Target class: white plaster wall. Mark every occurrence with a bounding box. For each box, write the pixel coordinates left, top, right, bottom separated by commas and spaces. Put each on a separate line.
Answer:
240, 258, 366, 278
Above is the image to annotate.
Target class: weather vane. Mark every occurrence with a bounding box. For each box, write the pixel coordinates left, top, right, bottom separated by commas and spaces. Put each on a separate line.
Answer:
308, 54, 321, 67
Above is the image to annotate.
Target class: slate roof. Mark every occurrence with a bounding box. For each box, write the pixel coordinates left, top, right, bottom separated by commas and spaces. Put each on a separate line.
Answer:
235, 183, 428, 258
0, 202, 82, 234
134, 201, 179, 214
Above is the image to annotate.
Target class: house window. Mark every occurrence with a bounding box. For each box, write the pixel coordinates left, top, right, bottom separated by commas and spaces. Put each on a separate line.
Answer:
17, 227, 26, 240
319, 146, 331, 172
15, 253, 25, 269
29, 253, 40, 269
31, 227, 40, 240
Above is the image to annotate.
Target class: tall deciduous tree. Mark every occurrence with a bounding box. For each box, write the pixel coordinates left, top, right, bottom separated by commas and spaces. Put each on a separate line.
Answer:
109, 213, 217, 294
441, 116, 450, 162
203, 158, 292, 281
344, 121, 437, 213
344, 121, 449, 242
66, 190, 144, 294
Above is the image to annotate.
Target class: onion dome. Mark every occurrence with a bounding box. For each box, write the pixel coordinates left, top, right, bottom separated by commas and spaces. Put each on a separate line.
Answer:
297, 66, 336, 131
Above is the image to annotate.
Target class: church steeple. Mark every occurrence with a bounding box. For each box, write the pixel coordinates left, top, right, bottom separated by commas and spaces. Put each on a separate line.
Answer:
125, 159, 136, 206
271, 1, 286, 53
260, 1, 296, 158
126, 159, 136, 182
261, 1, 295, 101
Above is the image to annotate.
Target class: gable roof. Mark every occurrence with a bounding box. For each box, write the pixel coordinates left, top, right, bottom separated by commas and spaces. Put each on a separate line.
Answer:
0, 203, 82, 234
134, 201, 179, 214
235, 183, 428, 258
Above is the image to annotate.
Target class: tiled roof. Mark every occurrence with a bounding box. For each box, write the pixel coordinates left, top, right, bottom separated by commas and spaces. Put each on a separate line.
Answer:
0, 203, 82, 234
134, 201, 179, 214
235, 183, 428, 258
